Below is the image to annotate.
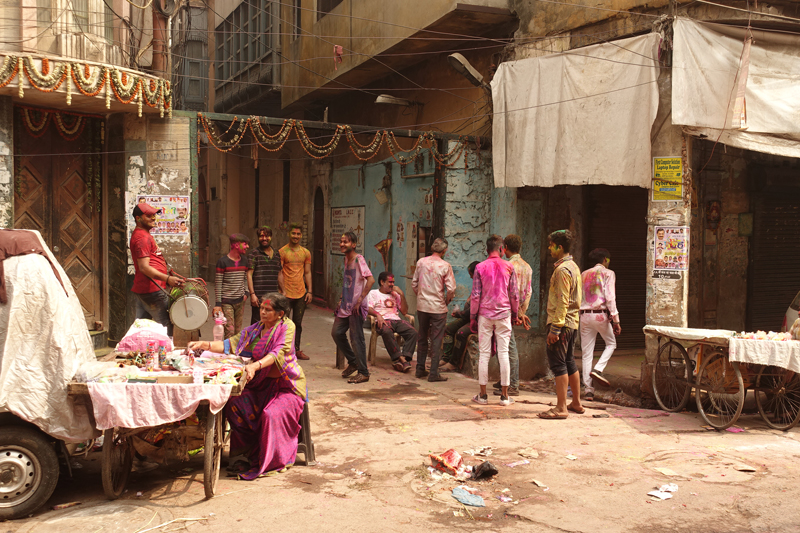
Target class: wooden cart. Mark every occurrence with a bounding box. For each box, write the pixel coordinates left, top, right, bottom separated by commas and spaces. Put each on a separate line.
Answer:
67, 380, 241, 500
646, 326, 800, 431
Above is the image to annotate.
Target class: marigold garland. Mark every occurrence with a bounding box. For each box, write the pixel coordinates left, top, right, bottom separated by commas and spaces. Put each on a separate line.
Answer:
0, 55, 172, 117
197, 113, 468, 168
18, 106, 101, 141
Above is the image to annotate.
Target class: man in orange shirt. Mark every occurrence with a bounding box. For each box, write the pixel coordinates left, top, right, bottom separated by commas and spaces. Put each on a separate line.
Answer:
278, 223, 312, 360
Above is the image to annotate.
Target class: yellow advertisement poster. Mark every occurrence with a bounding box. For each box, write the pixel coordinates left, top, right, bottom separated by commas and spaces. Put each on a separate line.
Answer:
652, 157, 683, 201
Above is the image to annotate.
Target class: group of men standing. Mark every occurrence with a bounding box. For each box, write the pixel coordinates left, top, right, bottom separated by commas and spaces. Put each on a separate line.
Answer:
129, 202, 622, 407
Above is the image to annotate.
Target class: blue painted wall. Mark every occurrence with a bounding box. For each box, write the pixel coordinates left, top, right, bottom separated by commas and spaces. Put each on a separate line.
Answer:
329, 152, 435, 302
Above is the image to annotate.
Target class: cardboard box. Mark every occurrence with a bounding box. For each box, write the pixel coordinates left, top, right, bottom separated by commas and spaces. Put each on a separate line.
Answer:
156, 375, 194, 384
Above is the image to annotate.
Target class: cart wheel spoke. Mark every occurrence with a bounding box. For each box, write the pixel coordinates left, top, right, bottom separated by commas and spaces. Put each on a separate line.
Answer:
696, 353, 744, 430
755, 366, 800, 431
652, 341, 692, 412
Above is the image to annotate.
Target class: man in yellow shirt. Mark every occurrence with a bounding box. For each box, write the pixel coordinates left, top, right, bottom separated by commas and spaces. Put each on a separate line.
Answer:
278, 223, 312, 360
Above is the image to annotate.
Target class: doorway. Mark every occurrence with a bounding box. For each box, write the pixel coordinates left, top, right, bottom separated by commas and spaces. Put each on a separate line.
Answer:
312, 187, 326, 300
13, 109, 103, 328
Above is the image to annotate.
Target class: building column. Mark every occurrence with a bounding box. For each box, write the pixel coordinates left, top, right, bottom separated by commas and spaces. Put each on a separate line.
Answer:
0, 96, 13, 228
645, 74, 692, 364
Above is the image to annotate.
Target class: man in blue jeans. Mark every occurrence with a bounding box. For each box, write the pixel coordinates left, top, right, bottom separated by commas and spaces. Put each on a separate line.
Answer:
129, 202, 185, 336
332, 232, 374, 384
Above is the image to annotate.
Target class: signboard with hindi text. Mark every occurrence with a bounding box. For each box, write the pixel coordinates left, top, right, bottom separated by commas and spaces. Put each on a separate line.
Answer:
652, 157, 683, 201
331, 206, 365, 255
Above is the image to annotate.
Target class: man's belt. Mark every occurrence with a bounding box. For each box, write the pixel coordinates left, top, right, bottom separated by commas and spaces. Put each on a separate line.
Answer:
580, 309, 608, 314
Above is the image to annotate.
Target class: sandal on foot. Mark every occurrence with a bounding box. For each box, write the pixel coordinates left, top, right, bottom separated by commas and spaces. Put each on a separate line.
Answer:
538, 408, 568, 420
567, 405, 586, 414
392, 361, 405, 372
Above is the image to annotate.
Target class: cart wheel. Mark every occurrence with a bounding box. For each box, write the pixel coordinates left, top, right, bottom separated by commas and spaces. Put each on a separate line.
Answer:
101, 428, 132, 500
755, 366, 800, 431
203, 411, 224, 499
652, 340, 692, 412
695, 352, 744, 430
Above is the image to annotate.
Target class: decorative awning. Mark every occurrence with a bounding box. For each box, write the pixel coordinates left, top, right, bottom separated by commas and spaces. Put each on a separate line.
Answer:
0, 54, 172, 117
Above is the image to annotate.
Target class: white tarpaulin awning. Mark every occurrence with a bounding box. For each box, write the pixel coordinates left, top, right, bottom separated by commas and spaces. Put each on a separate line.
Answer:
491, 33, 661, 188
673, 18, 800, 157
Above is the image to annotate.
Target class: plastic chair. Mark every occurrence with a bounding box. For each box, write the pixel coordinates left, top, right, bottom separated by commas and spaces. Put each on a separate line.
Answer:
368, 314, 416, 365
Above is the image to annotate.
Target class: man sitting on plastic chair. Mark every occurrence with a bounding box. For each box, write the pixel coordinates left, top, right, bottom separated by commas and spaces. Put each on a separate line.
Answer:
366, 272, 418, 373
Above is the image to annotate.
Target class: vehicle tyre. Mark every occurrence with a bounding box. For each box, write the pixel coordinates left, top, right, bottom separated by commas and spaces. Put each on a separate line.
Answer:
0, 426, 59, 520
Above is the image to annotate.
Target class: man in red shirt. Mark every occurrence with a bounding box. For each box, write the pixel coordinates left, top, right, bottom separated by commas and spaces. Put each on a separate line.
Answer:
130, 203, 184, 336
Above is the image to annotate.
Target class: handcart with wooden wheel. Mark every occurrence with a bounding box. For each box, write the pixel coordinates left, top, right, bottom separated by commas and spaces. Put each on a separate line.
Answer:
645, 325, 800, 431
67, 376, 243, 500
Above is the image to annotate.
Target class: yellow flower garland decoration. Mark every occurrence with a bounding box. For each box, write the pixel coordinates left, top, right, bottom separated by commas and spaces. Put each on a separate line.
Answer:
0, 55, 172, 118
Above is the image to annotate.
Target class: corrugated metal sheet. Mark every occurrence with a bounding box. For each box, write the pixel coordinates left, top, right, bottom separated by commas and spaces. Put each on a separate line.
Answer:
748, 194, 800, 331
586, 186, 648, 350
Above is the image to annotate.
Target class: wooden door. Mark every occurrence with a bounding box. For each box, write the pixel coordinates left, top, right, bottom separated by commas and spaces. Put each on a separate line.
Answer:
14, 112, 102, 328
312, 187, 325, 299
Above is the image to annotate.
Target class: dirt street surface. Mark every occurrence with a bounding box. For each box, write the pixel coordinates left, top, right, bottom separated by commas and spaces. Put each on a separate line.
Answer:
6, 306, 800, 533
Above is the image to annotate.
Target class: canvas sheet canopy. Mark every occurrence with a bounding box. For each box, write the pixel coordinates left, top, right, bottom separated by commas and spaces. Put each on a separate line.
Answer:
491, 33, 661, 188
672, 18, 800, 157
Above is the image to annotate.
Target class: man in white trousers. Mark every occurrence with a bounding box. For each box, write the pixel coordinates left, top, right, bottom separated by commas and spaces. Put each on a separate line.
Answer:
470, 235, 520, 406
579, 248, 621, 400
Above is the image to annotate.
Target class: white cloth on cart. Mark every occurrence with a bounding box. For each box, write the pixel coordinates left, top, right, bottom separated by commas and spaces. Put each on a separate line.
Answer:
0, 230, 98, 442
87, 383, 233, 430
643, 325, 735, 345
728, 339, 800, 373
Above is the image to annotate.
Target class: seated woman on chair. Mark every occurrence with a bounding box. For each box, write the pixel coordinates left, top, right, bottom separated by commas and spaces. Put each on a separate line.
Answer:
188, 292, 306, 480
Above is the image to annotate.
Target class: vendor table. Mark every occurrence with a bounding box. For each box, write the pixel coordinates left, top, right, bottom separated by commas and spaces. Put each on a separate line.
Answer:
644, 326, 800, 430
68, 379, 242, 500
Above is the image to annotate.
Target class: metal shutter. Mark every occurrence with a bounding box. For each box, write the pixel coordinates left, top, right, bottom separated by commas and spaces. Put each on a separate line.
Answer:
586, 186, 648, 350
748, 193, 800, 331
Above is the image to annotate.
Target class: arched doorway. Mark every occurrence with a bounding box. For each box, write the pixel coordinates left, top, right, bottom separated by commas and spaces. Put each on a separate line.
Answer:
312, 187, 326, 300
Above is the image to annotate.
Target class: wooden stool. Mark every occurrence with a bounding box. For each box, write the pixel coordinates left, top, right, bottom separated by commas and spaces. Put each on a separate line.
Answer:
296, 402, 316, 466
368, 315, 416, 365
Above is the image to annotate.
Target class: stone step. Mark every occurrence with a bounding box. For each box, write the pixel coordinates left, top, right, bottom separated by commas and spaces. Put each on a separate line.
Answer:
89, 329, 108, 350
94, 346, 115, 360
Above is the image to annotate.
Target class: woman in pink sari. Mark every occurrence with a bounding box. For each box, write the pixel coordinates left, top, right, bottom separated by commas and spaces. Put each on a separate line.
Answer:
189, 293, 306, 479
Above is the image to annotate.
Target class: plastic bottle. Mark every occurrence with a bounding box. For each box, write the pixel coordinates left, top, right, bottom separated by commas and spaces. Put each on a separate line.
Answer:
213, 317, 225, 343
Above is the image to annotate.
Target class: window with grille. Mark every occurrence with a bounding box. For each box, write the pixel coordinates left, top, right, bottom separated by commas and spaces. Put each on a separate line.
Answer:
73, 0, 89, 32
37, 0, 51, 25
104, 0, 114, 43
292, 0, 301, 38
317, 0, 342, 20
215, 0, 274, 86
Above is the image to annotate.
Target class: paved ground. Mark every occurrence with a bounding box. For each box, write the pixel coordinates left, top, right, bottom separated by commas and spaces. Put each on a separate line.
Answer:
7, 305, 800, 532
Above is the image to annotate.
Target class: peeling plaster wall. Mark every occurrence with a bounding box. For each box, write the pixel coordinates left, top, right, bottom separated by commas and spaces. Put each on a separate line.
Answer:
329, 152, 436, 312
123, 115, 193, 329
0, 96, 12, 228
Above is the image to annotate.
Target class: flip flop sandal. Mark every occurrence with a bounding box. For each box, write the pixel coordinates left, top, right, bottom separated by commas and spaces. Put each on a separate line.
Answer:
567, 405, 586, 414
392, 361, 405, 372
538, 408, 568, 420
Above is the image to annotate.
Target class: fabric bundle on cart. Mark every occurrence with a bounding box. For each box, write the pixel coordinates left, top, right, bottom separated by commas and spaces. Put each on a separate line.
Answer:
0, 230, 98, 442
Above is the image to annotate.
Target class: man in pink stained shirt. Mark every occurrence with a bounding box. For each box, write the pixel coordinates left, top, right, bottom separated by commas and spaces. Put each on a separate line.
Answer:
580, 248, 621, 399
412, 237, 456, 382
470, 234, 520, 406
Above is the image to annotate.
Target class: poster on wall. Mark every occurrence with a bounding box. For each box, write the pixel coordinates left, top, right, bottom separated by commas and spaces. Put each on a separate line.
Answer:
653, 226, 689, 280
652, 156, 683, 201
136, 195, 190, 235
331, 206, 365, 255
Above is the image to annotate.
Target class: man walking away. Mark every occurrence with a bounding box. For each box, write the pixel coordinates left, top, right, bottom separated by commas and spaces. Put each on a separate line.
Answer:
332, 232, 374, 384
539, 230, 583, 419
247, 226, 281, 326
130, 203, 185, 337
412, 238, 456, 383
279, 223, 312, 360
470, 235, 519, 407
580, 248, 621, 399
492, 234, 532, 397
367, 272, 417, 373
213, 233, 250, 339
